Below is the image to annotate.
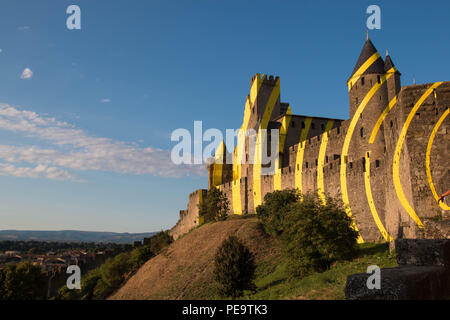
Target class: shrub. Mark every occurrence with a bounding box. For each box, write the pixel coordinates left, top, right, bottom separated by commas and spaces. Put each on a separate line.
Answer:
256, 189, 300, 237
213, 235, 256, 299
199, 187, 230, 223
148, 231, 173, 255
282, 192, 359, 277
130, 246, 154, 268
0, 262, 47, 300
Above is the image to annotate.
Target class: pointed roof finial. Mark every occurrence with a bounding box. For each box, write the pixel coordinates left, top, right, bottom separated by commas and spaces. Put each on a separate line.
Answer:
386, 49, 389, 57
366, 30, 369, 41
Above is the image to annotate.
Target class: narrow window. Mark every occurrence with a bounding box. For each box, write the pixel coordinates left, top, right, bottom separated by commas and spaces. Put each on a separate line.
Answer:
292, 121, 295, 128
390, 120, 393, 128
377, 75, 381, 83
297, 164, 299, 171
337, 127, 340, 134
301, 121, 305, 129
361, 77, 365, 86
306, 162, 308, 168
321, 123, 325, 131
360, 127, 365, 137
349, 162, 353, 169
376, 160, 380, 168
326, 156, 328, 163
315, 159, 318, 166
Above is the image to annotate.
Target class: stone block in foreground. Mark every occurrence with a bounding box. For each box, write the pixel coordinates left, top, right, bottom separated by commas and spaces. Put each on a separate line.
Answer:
345, 265, 450, 300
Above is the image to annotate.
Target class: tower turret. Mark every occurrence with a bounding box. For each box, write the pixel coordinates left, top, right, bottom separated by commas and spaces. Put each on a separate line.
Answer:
384, 50, 402, 102
347, 36, 386, 118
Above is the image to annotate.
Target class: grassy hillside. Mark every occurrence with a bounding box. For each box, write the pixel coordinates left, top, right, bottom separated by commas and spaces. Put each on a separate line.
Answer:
110, 216, 397, 300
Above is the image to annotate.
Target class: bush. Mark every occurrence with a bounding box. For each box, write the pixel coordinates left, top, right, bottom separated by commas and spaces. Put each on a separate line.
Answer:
0, 262, 47, 300
130, 246, 154, 268
148, 231, 173, 255
282, 192, 359, 277
199, 187, 230, 223
256, 189, 300, 237
213, 235, 256, 299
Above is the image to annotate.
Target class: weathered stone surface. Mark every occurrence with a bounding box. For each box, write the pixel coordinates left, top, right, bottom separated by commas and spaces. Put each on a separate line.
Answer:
345, 266, 450, 300
395, 239, 450, 267
424, 220, 450, 239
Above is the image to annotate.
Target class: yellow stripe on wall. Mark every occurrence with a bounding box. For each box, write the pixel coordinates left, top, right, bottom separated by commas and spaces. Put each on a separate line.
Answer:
426, 107, 449, 210
347, 52, 381, 91
295, 118, 312, 194
341, 71, 393, 243
364, 152, 394, 242
369, 96, 397, 144
393, 82, 443, 228
274, 106, 293, 191
317, 120, 334, 204
253, 79, 280, 210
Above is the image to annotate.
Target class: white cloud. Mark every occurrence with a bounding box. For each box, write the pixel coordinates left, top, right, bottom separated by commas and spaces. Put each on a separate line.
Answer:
101, 98, 111, 103
0, 103, 205, 182
0, 163, 82, 182
20, 68, 33, 79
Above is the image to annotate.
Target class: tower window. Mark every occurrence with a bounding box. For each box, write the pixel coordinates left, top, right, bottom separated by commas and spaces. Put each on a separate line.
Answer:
297, 164, 299, 171
356, 97, 358, 105
301, 121, 305, 129
321, 124, 325, 131
361, 77, 365, 86
337, 127, 340, 134
349, 162, 353, 169
377, 75, 381, 84
292, 121, 295, 128
315, 159, 318, 166
306, 162, 308, 168
360, 127, 365, 137
390, 120, 393, 128
326, 156, 328, 163
376, 160, 380, 168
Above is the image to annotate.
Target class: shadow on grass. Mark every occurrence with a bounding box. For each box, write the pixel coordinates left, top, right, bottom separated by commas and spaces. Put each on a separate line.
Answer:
357, 243, 389, 257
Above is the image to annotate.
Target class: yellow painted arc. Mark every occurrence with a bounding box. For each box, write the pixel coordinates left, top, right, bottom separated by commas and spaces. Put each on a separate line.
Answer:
317, 120, 334, 204
347, 52, 381, 91
295, 118, 312, 194
274, 106, 293, 191
426, 107, 450, 210
341, 71, 394, 243
364, 152, 394, 242
369, 96, 397, 144
253, 79, 280, 210
393, 82, 443, 228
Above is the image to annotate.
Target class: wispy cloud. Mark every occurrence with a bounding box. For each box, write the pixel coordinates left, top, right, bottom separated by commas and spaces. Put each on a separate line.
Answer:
0, 103, 205, 181
20, 68, 33, 79
101, 98, 111, 103
18, 26, 30, 31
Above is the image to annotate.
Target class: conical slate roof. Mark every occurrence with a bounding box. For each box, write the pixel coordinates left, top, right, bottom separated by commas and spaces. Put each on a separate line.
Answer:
384, 52, 401, 75
349, 39, 385, 80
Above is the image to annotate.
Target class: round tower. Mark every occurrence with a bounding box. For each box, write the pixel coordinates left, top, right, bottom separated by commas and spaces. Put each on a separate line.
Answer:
347, 34, 388, 119
384, 50, 402, 103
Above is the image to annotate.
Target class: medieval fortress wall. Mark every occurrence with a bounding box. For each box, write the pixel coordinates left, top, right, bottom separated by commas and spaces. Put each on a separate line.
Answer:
169, 39, 449, 242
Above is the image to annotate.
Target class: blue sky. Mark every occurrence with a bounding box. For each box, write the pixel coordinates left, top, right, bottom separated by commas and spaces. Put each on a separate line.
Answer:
0, 0, 449, 232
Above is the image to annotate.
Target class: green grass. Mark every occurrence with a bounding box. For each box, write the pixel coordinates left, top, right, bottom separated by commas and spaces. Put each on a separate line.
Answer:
240, 242, 397, 300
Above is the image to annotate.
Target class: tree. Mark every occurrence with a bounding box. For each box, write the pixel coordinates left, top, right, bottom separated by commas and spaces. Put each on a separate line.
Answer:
256, 189, 300, 237
148, 231, 173, 255
0, 262, 47, 300
213, 235, 256, 299
199, 187, 230, 223
282, 192, 359, 277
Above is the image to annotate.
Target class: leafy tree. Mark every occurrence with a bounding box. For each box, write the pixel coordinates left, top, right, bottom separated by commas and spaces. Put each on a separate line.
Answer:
213, 235, 256, 299
199, 187, 230, 223
0, 262, 47, 300
130, 246, 154, 268
281, 192, 359, 277
256, 189, 300, 237
147, 231, 173, 255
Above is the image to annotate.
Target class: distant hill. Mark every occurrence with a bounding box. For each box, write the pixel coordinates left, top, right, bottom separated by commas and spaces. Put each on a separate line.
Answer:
0, 230, 156, 243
